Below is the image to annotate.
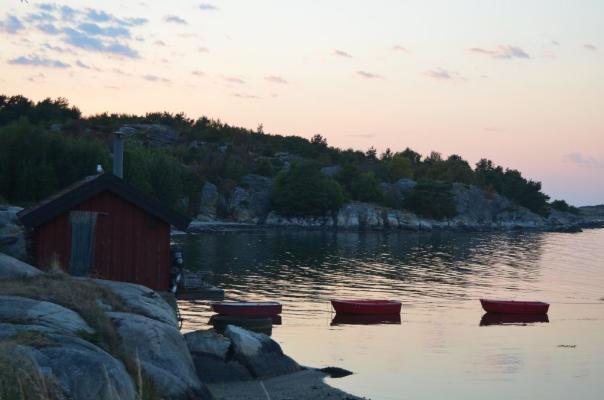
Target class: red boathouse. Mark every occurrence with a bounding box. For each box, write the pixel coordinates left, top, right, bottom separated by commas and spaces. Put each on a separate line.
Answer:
17, 173, 190, 291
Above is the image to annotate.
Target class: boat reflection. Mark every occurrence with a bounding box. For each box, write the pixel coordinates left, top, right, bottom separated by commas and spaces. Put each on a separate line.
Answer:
479, 312, 549, 326
209, 314, 275, 336
331, 313, 401, 326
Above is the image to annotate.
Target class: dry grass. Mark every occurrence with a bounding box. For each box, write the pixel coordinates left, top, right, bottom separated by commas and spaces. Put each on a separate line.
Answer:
0, 273, 161, 399
0, 342, 63, 400
0, 272, 125, 353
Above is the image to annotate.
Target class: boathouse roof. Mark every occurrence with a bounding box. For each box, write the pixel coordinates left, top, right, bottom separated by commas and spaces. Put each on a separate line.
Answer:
18, 173, 190, 230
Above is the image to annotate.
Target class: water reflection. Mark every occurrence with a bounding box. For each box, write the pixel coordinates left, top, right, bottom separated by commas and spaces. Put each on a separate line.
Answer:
176, 230, 546, 309
209, 314, 274, 336
479, 313, 550, 326
331, 314, 402, 326
175, 229, 604, 400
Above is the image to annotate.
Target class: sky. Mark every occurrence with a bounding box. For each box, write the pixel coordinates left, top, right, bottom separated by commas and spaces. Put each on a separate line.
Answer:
0, 0, 603, 205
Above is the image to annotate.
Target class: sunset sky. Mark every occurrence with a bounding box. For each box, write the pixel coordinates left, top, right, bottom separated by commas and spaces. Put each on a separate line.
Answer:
1, 0, 602, 205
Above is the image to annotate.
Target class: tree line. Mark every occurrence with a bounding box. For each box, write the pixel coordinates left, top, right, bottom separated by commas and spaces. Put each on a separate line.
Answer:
0, 94, 577, 219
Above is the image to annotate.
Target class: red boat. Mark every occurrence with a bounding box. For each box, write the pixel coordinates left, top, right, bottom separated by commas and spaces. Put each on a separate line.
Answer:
480, 299, 549, 315
331, 299, 402, 315
210, 301, 282, 317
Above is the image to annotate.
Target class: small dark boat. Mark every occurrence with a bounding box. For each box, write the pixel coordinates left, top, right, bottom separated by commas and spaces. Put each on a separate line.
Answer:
210, 301, 282, 317
480, 299, 549, 315
480, 313, 549, 326
331, 299, 401, 315
331, 313, 401, 326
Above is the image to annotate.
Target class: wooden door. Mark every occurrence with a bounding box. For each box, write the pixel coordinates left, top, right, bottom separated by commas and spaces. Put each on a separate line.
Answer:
68, 211, 98, 276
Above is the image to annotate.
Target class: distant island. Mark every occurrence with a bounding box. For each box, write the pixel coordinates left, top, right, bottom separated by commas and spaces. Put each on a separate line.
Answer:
0, 94, 600, 235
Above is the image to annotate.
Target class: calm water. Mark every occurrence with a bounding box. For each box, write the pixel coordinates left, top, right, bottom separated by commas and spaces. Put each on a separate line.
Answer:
176, 229, 604, 400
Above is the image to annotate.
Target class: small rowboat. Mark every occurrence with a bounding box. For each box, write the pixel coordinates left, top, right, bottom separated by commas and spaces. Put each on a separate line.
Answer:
480, 299, 549, 315
331, 299, 401, 315
210, 301, 282, 317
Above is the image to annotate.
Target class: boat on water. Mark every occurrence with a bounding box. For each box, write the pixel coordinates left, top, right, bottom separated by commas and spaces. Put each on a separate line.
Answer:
480, 299, 549, 315
331, 299, 402, 315
210, 301, 282, 317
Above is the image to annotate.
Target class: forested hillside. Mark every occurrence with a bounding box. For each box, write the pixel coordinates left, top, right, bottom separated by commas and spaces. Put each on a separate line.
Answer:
0, 94, 578, 219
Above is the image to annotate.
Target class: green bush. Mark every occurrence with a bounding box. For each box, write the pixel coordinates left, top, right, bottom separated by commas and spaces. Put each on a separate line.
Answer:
350, 172, 382, 202
124, 142, 188, 209
403, 180, 457, 220
550, 199, 580, 215
0, 118, 110, 204
271, 162, 345, 217
378, 153, 413, 182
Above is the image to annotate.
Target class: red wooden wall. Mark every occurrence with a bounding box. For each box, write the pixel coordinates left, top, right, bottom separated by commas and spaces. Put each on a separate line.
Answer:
32, 191, 171, 291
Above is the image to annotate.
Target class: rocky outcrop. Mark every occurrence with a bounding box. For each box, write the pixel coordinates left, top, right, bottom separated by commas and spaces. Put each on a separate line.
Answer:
185, 329, 231, 359
109, 312, 207, 400
260, 181, 589, 232
198, 174, 273, 223
0, 206, 26, 260
0, 324, 138, 400
186, 327, 301, 383
93, 279, 178, 327
0, 295, 94, 335
185, 330, 253, 383
224, 325, 301, 378
0, 252, 41, 279
0, 254, 210, 400
189, 176, 592, 232
198, 181, 219, 221
117, 124, 179, 147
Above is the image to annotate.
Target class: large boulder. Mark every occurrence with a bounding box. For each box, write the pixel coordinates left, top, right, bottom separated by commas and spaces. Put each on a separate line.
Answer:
184, 329, 231, 359
0, 325, 137, 400
185, 329, 253, 383
451, 183, 511, 225
93, 279, 178, 327
224, 325, 301, 378
241, 174, 273, 220
0, 252, 41, 279
0, 295, 93, 335
109, 312, 209, 400
223, 174, 273, 223
118, 124, 179, 147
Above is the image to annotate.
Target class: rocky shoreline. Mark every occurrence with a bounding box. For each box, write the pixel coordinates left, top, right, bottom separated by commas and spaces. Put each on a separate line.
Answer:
0, 252, 360, 400
190, 176, 602, 234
